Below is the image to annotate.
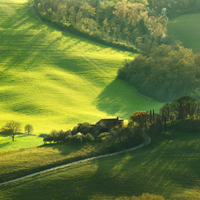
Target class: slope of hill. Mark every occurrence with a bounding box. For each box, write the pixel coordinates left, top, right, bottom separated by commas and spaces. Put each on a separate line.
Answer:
1, 132, 200, 199
0, 0, 163, 134
0, 134, 43, 151
168, 14, 200, 50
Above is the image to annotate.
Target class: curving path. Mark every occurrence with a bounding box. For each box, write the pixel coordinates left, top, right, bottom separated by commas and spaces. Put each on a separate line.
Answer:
0, 134, 151, 186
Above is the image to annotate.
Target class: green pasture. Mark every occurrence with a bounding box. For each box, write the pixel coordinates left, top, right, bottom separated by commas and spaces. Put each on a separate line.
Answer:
0, 0, 163, 135
168, 14, 200, 50
1, 131, 200, 199
0, 133, 43, 151
0, 140, 98, 183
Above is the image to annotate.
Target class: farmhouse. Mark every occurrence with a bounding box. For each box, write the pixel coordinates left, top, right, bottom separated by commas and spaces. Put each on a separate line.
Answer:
94, 117, 123, 131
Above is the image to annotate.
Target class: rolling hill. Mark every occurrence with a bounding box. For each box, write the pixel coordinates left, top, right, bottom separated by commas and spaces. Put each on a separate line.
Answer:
0, 133, 43, 151
1, 132, 200, 200
0, 0, 163, 134
168, 14, 200, 51
1, 2, 200, 200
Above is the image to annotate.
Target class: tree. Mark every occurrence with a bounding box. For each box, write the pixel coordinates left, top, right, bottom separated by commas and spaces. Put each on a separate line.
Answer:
129, 111, 149, 128
3, 121, 21, 141
24, 124, 34, 135
160, 102, 171, 121
170, 96, 198, 120
43, 134, 54, 144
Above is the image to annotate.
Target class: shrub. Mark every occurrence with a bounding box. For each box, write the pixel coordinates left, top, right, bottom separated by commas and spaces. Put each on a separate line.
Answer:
39, 134, 48, 137
77, 123, 93, 135
83, 133, 95, 142
148, 120, 163, 139
71, 126, 78, 135
65, 130, 72, 136
65, 135, 73, 143
72, 133, 83, 144
43, 134, 54, 144
97, 132, 112, 142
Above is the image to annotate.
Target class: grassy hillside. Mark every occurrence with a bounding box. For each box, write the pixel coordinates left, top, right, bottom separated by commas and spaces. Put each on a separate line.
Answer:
0, 0, 163, 135
0, 141, 97, 183
1, 131, 200, 199
0, 134, 43, 151
168, 14, 200, 50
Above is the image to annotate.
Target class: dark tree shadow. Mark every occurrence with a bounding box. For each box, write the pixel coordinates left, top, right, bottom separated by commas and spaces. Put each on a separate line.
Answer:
0, 142, 10, 149
95, 78, 163, 119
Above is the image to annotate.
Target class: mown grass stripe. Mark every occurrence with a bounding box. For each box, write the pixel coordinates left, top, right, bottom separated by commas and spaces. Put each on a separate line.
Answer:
0, 0, 163, 134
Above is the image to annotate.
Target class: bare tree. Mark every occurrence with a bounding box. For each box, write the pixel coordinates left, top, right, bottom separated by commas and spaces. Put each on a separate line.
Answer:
25, 124, 34, 135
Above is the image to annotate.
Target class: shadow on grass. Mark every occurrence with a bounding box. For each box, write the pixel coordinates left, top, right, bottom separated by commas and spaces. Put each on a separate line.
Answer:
0, 142, 10, 149
0, 1, 133, 74
0, 134, 9, 137
2, 134, 200, 199
95, 78, 163, 119
95, 78, 134, 119
37, 143, 84, 156
1, 149, 169, 200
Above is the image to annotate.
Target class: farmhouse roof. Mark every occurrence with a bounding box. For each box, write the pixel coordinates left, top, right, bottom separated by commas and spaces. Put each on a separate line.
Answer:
95, 117, 123, 127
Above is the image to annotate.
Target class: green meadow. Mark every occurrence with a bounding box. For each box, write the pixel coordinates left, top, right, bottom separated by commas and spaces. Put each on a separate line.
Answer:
1, 131, 200, 200
0, 1, 200, 200
168, 14, 200, 50
0, 0, 163, 135
0, 140, 97, 183
0, 134, 43, 151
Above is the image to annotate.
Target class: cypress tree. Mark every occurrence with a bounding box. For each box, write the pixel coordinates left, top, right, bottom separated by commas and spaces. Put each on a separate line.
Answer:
150, 110, 152, 124
153, 109, 155, 122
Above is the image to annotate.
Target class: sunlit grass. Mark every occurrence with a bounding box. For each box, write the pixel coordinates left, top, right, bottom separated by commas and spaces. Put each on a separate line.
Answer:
0, 141, 98, 183
0, 133, 43, 151
168, 14, 200, 50
1, 132, 200, 199
0, 0, 163, 136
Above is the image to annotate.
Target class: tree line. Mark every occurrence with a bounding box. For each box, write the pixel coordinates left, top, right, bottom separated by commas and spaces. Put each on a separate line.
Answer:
2, 96, 199, 152
33, 0, 168, 51
43, 96, 200, 151
43, 120, 144, 153
34, 0, 200, 102
118, 44, 200, 101
33, 0, 200, 51
127, 96, 200, 139
145, 96, 200, 136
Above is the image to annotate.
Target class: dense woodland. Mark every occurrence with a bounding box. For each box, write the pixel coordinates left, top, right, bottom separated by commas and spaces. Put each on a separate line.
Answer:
34, 0, 200, 101
118, 45, 200, 101
33, 0, 168, 50
33, 0, 200, 49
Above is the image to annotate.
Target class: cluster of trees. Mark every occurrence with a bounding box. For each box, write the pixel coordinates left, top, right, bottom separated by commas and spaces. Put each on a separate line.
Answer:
34, 0, 200, 102
43, 129, 95, 144
44, 120, 144, 152
129, 110, 163, 138
158, 96, 200, 133
160, 96, 200, 120
43, 96, 200, 147
33, 0, 200, 51
118, 44, 200, 101
148, 96, 200, 135
1, 122, 34, 141
34, 0, 168, 51
127, 96, 200, 138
